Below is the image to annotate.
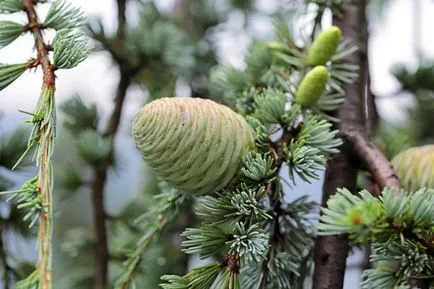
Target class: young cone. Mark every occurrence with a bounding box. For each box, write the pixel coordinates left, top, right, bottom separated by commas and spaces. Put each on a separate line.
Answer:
295, 66, 329, 107
132, 97, 255, 195
308, 26, 342, 66
391, 145, 434, 191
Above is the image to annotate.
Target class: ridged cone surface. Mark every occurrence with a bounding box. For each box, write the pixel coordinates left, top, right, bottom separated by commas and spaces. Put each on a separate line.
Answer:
132, 97, 255, 195
295, 66, 329, 107
308, 26, 342, 66
391, 145, 434, 191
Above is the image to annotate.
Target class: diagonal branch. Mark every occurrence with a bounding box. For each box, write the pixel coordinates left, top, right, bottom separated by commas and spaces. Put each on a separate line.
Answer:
89, 1, 134, 288
343, 129, 401, 192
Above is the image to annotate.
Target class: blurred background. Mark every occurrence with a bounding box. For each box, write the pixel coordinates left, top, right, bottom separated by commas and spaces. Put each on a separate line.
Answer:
0, 0, 433, 288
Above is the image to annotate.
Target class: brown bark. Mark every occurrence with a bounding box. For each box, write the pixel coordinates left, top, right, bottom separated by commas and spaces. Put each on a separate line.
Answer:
313, 148, 358, 289
91, 169, 109, 289
313, 1, 372, 288
343, 129, 401, 194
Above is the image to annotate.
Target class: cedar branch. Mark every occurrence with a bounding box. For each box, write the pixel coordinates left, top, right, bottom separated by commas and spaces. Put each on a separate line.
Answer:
23, 1, 56, 289
89, 1, 132, 288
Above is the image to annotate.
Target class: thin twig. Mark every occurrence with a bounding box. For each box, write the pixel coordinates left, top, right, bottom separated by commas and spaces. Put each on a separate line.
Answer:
260, 129, 290, 289
117, 216, 167, 289
23, 1, 55, 88
23, 1, 56, 289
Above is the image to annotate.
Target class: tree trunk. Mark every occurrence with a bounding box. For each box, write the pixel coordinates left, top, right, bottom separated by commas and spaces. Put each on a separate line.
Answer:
313, 1, 372, 288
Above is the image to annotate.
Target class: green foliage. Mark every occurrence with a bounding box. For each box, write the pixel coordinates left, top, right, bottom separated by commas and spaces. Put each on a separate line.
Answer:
0, 127, 30, 169
285, 141, 326, 182
318, 188, 434, 288
0, 63, 27, 91
115, 188, 185, 289
390, 62, 434, 144
298, 116, 342, 155
0, 0, 91, 288
182, 226, 229, 259
160, 262, 222, 289
78, 130, 113, 167
195, 186, 272, 226
88, 3, 195, 96
129, 19, 195, 73
126, 7, 356, 288
393, 62, 434, 93
61, 96, 99, 135
0, 20, 24, 48
44, 0, 86, 30
252, 88, 287, 124
241, 152, 277, 182
1, 177, 43, 228
0, 0, 25, 14
53, 29, 91, 69
227, 222, 268, 263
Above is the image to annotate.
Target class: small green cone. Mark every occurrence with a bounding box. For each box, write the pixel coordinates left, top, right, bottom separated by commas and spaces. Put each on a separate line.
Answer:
308, 26, 342, 66
295, 66, 329, 107
391, 145, 434, 192
132, 97, 255, 195
266, 41, 286, 51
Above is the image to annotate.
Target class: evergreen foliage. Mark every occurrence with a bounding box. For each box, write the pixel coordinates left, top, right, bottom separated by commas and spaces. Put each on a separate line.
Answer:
115, 3, 358, 287
0, 120, 36, 287
0, 0, 90, 288
318, 188, 434, 288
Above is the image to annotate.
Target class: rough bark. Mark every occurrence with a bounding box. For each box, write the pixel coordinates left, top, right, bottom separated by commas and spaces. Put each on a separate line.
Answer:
313, 1, 371, 288
313, 148, 358, 289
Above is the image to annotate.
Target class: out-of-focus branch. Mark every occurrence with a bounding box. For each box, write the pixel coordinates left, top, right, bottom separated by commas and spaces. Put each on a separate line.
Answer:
90, 1, 133, 289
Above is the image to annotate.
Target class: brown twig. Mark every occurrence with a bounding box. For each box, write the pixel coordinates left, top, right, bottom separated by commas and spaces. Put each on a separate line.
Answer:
343, 129, 401, 194
23, 1, 56, 289
23, 0, 55, 89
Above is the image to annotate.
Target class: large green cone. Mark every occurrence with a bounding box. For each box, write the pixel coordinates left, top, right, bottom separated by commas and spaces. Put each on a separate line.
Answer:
391, 145, 434, 192
132, 97, 255, 195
